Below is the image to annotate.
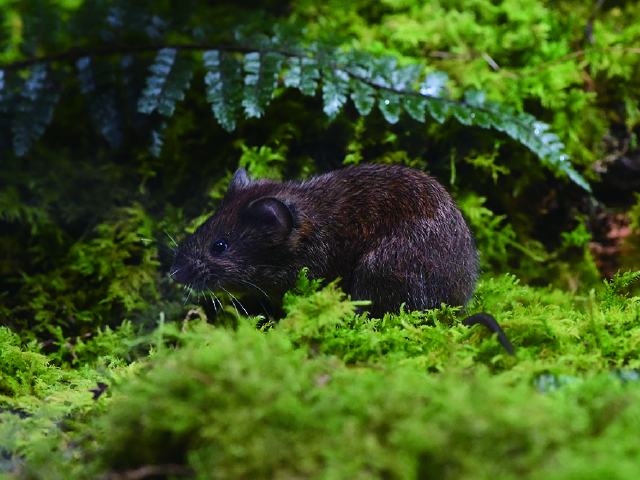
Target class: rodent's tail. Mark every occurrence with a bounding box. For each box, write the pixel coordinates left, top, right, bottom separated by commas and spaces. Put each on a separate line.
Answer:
462, 313, 515, 355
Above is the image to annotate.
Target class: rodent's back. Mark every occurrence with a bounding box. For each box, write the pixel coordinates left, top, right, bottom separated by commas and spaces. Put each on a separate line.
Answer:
285, 165, 477, 314
288, 164, 446, 237
172, 164, 478, 317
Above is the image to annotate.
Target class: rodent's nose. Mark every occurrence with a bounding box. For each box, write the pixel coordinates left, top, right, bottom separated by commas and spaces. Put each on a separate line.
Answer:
170, 253, 214, 290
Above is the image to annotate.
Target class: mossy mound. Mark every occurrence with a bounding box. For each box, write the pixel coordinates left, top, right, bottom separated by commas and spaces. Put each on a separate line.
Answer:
2, 272, 640, 479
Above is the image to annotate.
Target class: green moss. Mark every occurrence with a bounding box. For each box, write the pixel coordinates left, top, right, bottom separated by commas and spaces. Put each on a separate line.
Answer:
1, 1, 640, 478
2, 271, 639, 478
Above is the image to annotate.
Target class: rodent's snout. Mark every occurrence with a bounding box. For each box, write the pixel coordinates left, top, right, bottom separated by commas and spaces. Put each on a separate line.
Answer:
170, 250, 215, 291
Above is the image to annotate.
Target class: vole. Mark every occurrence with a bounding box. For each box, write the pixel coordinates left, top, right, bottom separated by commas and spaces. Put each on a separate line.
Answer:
171, 164, 514, 354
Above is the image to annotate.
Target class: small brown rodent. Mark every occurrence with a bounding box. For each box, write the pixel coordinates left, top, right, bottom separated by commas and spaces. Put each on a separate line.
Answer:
172, 164, 513, 353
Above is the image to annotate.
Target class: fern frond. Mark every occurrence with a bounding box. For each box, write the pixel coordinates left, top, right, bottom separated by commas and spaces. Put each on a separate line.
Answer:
138, 48, 193, 117
149, 121, 167, 158
203, 50, 243, 132
0, 24, 591, 189
322, 67, 349, 120
418, 72, 450, 123
350, 79, 376, 116
242, 51, 284, 118
12, 63, 60, 157
378, 91, 402, 124
76, 57, 123, 148
284, 56, 320, 97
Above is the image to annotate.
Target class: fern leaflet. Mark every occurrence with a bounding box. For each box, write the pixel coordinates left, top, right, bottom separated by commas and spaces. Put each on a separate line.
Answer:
203, 50, 242, 132
138, 48, 193, 117
12, 63, 60, 157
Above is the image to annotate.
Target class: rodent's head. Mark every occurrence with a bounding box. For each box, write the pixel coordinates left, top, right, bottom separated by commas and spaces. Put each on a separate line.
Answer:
171, 169, 296, 296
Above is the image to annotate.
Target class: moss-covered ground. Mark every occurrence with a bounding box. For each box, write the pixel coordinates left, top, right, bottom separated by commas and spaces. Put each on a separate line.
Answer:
2, 271, 639, 479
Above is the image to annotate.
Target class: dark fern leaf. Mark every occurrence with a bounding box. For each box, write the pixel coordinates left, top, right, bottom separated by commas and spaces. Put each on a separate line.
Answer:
76, 57, 123, 148
391, 64, 422, 91
463, 88, 486, 107
104, 1, 167, 42
371, 56, 397, 88
284, 57, 302, 89
138, 48, 193, 117
0, 18, 590, 189
156, 55, 193, 116
350, 79, 376, 116
299, 57, 320, 96
322, 68, 349, 121
475, 101, 591, 191
462, 89, 493, 126
203, 50, 243, 132
424, 97, 450, 124
137, 48, 176, 114
343, 50, 376, 80
284, 57, 320, 96
120, 54, 150, 131
451, 103, 474, 126
378, 91, 402, 124
11, 64, 60, 157
149, 121, 167, 158
418, 71, 450, 124
462, 90, 493, 128
242, 51, 284, 118
271, 22, 306, 49
403, 96, 428, 123
420, 71, 448, 98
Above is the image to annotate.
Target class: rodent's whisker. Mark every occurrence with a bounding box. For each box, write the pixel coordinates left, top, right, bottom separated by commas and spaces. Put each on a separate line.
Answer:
234, 298, 249, 317
207, 290, 219, 315
221, 287, 248, 318
183, 283, 193, 305
236, 279, 271, 303
233, 281, 271, 316
210, 290, 226, 319
229, 299, 240, 318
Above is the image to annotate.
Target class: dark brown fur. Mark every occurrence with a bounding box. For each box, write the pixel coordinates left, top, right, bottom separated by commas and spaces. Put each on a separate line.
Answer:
172, 164, 479, 318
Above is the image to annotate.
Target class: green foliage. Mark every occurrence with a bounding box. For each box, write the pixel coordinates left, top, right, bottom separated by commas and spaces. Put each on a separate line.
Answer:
0, 2, 591, 190
236, 140, 287, 180
621, 193, 640, 274
280, 270, 367, 342
0, 328, 54, 398
600, 270, 640, 309
295, 0, 640, 172
1, 1, 640, 477
459, 193, 533, 270
1, 202, 162, 354
3, 275, 640, 478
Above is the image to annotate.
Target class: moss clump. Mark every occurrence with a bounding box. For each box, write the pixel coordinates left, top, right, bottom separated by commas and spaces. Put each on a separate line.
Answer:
2, 272, 639, 479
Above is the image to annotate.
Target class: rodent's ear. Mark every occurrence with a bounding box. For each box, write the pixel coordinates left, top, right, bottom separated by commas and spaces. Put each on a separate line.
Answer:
228, 168, 250, 191
247, 197, 294, 236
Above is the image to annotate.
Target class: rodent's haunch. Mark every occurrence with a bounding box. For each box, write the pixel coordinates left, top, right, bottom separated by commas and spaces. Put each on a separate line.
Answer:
172, 164, 514, 353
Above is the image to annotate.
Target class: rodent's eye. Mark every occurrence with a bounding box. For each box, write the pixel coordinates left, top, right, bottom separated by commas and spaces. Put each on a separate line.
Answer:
210, 239, 228, 256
